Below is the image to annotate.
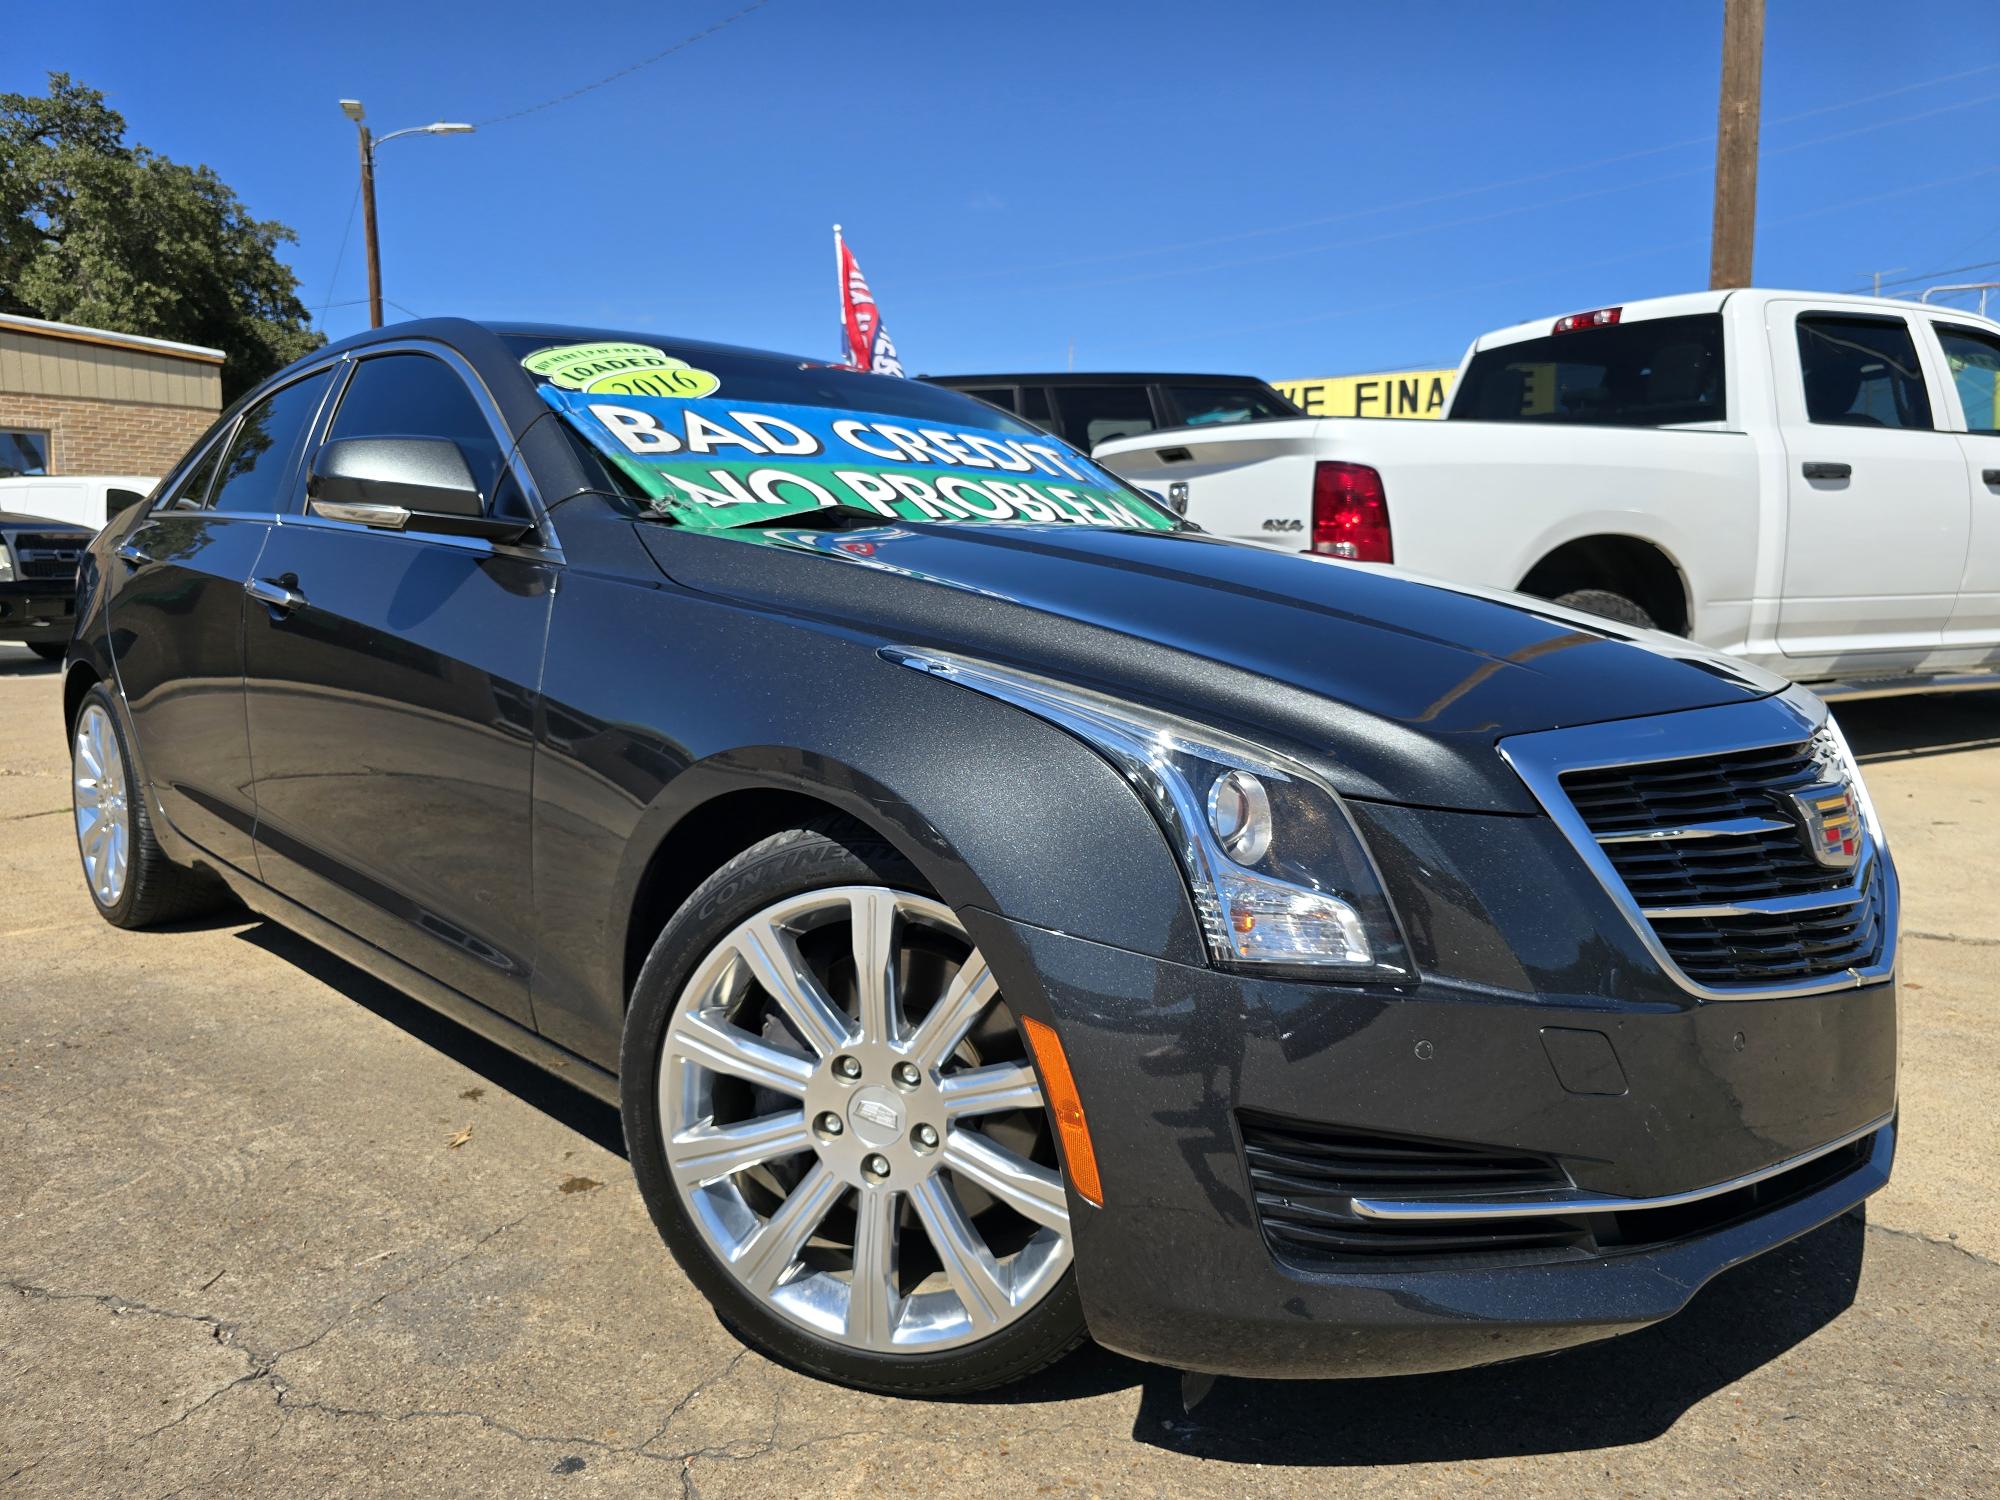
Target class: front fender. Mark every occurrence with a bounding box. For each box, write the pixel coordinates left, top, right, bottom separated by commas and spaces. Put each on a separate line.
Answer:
526, 568, 1202, 1066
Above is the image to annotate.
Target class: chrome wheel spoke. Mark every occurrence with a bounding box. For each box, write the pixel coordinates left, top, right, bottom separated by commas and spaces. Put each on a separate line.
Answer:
907, 954, 996, 1069
668, 1010, 814, 1097
663, 884, 1070, 1357
938, 1061, 1042, 1121
72, 705, 129, 908
667, 1109, 812, 1187
910, 1176, 1007, 1332
733, 917, 853, 1059
848, 888, 901, 1046
734, 1163, 843, 1296
943, 1129, 1070, 1232
845, 1186, 900, 1346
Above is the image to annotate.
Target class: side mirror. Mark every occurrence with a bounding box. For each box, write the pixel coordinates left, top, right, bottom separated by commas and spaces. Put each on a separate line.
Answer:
307, 437, 534, 544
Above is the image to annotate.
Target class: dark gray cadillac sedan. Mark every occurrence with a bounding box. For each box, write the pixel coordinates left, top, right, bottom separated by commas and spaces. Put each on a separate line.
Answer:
57, 320, 1896, 1394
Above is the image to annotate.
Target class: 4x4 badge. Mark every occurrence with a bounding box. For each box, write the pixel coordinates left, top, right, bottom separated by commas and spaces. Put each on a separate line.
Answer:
1788, 781, 1862, 869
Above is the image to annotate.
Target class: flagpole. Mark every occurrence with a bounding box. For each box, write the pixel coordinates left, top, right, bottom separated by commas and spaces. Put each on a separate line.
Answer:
832, 223, 846, 365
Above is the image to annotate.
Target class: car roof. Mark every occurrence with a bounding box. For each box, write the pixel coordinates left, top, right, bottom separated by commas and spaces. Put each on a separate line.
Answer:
923, 371, 1272, 386
311, 318, 824, 372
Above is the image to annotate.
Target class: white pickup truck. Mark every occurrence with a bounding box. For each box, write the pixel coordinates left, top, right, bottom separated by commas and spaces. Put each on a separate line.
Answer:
1096, 288, 2000, 694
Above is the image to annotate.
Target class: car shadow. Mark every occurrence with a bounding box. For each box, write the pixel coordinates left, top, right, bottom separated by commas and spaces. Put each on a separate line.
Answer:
229, 918, 627, 1158
223, 907, 1872, 1431
1835, 690, 2000, 762
0, 650, 62, 678
1115, 1209, 1865, 1463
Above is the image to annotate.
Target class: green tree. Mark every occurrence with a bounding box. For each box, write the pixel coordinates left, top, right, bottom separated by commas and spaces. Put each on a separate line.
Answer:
1, 73, 322, 400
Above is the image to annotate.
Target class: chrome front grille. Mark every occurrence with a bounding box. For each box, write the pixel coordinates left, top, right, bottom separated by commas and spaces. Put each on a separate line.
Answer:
1502, 689, 1897, 999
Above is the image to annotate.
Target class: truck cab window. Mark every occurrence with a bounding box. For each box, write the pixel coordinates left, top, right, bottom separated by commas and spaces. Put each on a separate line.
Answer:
1796, 316, 1933, 431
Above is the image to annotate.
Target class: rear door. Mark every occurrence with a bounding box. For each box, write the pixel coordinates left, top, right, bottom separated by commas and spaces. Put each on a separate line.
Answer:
1766, 303, 1970, 658
111, 366, 336, 873
242, 346, 553, 1026
1925, 318, 2000, 649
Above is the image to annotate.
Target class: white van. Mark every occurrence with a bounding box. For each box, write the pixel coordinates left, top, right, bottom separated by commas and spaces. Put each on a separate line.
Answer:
0, 475, 157, 531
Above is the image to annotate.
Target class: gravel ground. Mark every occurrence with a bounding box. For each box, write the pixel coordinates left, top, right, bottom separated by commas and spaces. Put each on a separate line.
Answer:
2, 642, 1994, 1498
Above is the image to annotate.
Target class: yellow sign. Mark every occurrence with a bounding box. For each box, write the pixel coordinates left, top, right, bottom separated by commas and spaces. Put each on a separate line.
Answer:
1273, 368, 1455, 420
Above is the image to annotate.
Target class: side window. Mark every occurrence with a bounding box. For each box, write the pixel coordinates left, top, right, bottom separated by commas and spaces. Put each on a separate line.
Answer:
105, 488, 147, 519
1051, 385, 1155, 451
325, 353, 506, 500
1934, 324, 2000, 436
165, 441, 225, 512
957, 387, 1018, 414
208, 369, 335, 513
1796, 315, 1933, 431
1018, 385, 1057, 433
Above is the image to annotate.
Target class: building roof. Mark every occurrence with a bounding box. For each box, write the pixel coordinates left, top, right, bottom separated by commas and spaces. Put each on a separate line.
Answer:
0, 312, 225, 365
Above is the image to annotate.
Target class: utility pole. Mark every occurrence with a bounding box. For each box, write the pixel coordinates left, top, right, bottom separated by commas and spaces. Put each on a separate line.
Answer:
1707, 0, 1764, 290
356, 122, 381, 329
338, 101, 474, 330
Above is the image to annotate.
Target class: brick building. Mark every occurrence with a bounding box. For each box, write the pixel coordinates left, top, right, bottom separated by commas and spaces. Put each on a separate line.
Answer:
0, 312, 223, 481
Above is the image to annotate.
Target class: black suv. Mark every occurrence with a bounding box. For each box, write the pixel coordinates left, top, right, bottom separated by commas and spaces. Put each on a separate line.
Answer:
923, 371, 1298, 453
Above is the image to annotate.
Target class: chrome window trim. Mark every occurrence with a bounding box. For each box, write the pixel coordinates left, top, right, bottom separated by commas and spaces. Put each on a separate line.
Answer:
290, 339, 565, 564
1499, 684, 1898, 1001
1350, 1112, 1891, 1222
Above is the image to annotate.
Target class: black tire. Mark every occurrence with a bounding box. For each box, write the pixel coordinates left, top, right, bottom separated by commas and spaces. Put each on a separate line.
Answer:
71, 682, 231, 929
1551, 587, 1656, 631
620, 817, 1089, 1395
26, 640, 67, 662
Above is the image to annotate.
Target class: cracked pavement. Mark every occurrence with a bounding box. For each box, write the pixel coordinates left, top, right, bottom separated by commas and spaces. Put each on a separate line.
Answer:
2, 643, 1995, 1497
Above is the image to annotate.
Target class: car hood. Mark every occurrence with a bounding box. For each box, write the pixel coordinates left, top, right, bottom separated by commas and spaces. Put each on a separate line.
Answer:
0, 511, 93, 534
639, 520, 1787, 813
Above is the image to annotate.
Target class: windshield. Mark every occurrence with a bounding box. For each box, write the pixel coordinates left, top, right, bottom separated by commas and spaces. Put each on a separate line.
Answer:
1167, 384, 1299, 426
509, 335, 1180, 534
1450, 313, 1727, 427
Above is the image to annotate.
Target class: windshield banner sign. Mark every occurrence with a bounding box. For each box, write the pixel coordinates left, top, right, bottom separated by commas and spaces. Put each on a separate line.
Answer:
541, 388, 1176, 534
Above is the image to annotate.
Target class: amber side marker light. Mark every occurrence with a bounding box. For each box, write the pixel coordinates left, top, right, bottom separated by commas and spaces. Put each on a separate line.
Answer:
1021, 1016, 1104, 1207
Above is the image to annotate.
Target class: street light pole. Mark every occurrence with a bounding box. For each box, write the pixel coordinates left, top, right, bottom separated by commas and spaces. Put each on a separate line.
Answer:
356, 121, 381, 329
338, 100, 474, 330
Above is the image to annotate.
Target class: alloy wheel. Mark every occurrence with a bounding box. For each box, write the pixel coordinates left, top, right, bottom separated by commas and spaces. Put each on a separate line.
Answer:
659, 886, 1070, 1353
73, 703, 131, 909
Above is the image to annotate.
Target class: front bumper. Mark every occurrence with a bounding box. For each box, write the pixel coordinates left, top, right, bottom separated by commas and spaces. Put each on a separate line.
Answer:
0, 584, 77, 640
966, 911, 1897, 1380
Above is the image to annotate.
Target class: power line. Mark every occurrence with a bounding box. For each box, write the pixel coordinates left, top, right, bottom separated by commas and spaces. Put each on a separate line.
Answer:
945, 60, 2000, 286
475, 1, 774, 128
1041, 89, 2000, 295
315, 182, 362, 324
1097, 164, 2000, 353
1842, 257, 2000, 295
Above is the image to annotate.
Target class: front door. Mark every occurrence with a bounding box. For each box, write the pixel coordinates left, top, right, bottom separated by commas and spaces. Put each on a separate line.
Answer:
110, 367, 335, 873
1766, 303, 1970, 660
1927, 318, 2000, 652
242, 350, 552, 1026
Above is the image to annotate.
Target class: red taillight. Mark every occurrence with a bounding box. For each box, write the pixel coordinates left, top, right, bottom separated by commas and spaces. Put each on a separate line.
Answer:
1552, 305, 1622, 334
1310, 461, 1392, 562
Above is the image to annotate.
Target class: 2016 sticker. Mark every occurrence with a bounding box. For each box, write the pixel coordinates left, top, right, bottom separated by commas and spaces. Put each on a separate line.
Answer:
520, 342, 720, 399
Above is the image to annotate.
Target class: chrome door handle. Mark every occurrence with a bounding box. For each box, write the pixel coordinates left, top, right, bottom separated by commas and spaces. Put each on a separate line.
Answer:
1801, 461, 1851, 481
245, 577, 308, 613
115, 541, 152, 567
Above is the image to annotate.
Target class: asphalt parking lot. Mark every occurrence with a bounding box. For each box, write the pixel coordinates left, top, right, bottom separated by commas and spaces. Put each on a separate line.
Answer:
2, 642, 1995, 1499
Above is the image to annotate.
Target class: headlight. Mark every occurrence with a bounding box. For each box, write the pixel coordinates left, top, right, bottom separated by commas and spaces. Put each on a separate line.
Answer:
885, 648, 1411, 978
0, 541, 13, 583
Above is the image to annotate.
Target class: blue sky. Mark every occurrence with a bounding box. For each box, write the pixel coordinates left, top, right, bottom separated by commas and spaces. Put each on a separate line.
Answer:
14, 1, 2000, 378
